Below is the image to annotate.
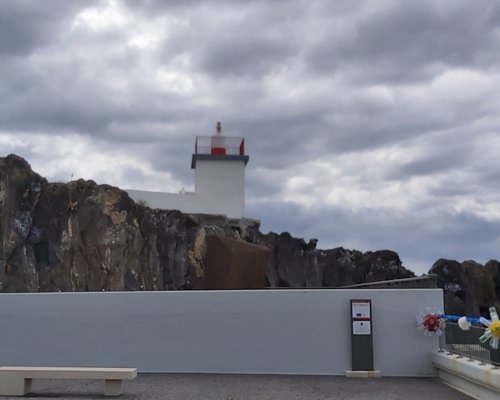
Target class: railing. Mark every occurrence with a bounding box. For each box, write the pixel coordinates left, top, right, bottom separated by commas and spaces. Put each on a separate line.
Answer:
439, 322, 500, 368
195, 136, 245, 156
337, 275, 438, 289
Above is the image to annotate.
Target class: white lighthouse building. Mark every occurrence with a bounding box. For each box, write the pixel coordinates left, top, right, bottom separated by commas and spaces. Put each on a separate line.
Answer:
127, 123, 249, 219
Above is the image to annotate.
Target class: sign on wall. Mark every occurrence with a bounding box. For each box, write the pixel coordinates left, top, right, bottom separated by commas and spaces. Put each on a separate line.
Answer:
350, 299, 374, 370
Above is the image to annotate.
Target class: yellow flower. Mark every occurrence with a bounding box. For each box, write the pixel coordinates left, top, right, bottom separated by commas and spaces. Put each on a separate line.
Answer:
490, 320, 500, 338
480, 307, 500, 349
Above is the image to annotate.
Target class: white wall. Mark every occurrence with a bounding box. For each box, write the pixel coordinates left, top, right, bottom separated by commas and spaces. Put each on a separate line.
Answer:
194, 159, 245, 218
0, 289, 442, 376
126, 160, 245, 218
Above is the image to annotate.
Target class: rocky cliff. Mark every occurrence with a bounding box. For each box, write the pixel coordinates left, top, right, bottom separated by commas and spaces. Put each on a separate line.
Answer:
0, 154, 417, 293
1, 154, 499, 317
430, 259, 500, 316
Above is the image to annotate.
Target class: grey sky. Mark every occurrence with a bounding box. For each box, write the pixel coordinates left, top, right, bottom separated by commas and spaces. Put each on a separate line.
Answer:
1, 0, 499, 274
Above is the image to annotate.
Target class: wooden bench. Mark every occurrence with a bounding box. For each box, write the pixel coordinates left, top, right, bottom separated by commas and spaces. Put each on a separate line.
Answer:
0, 366, 137, 396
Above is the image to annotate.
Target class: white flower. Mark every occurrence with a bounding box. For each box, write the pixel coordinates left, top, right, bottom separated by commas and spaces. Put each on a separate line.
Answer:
458, 316, 471, 331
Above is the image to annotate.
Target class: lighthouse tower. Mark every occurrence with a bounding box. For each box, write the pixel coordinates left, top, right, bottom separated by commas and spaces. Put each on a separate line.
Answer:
126, 122, 249, 218
191, 122, 249, 218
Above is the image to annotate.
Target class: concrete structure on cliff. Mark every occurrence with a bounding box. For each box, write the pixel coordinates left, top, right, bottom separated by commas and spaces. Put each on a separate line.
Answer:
127, 123, 249, 218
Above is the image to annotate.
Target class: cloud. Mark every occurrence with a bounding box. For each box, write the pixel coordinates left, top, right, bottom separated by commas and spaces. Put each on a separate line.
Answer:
1, 0, 499, 274
0, 131, 186, 191
307, 1, 500, 83
0, 0, 99, 56
198, 37, 297, 78
248, 199, 500, 275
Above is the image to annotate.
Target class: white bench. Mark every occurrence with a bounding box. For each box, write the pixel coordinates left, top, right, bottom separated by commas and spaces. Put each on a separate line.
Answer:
0, 366, 137, 396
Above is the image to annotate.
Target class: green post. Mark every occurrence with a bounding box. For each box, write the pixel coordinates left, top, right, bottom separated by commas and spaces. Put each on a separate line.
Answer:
350, 299, 374, 371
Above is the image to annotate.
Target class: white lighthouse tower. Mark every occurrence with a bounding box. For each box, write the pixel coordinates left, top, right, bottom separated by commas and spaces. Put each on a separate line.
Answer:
127, 122, 249, 218
191, 122, 249, 218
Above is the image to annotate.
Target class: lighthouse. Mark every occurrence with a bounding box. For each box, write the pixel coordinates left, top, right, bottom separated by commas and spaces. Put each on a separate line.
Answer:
126, 122, 249, 218
191, 122, 249, 218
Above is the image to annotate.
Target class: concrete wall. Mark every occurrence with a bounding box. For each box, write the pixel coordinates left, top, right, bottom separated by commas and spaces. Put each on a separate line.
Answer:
126, 160, 245, 218
0, 289, 442, 376
433, 351, 500, 400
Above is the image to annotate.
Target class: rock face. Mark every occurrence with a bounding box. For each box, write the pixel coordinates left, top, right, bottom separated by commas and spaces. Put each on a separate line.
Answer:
3, 153, 500, 315
429, 259, 500, 316
320, 247, 414, 287
3, 154, 497, 316
0, 154, 417, 293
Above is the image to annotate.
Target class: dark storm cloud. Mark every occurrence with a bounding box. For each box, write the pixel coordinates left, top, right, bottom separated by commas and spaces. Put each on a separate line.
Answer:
246, 173, 278, 198
0, 0, 205, 140
1, 0, 499, 272
315, 94, 495, 161
198, 37, 296, 78
232, 110, 332, 166
145, 138, 200, 183
307, 1, 500, 83
386, 149, 468, 181
234, 92, 480, 172
395, 156, 456, 177
0, 53, 203, 140
429, 186, 469, 199
482, 169, 500, 186
156, 0, 304, 80
0, 0, 97, 56
248, 200, 500, 274
123, 0, 219, 9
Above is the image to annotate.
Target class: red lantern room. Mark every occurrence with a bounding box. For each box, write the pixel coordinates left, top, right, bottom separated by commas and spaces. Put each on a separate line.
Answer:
191, 122, 249, 169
